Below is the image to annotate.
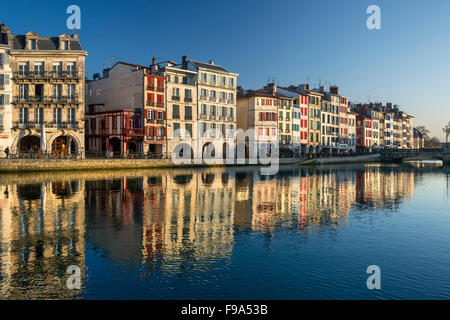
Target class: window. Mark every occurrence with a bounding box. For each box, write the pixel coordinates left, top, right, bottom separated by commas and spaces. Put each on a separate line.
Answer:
67, 62, 76, 76
173, 123, 180, 138
0, 114, 3, 131
210, 74, 216, 84
53, 84, 62, 101
67, 108, 76, 124
172, 105, 180, 119
29, 39, 36, 50
185, 89, 192, 99
173, 87, 180, 97
201, 73, 207, 83
62, 40, 69, 50
19, 108, 29, 124
229, 78, 234, 87
185, 106, 192, 120
35, 108, 44, 125
221, 77, 226, 86
34, 62, 44, 77
53, 108, 62, 125
67, 84, 76, 101
53, 62, 62, 77
185, 123, 193, 138
19, 62, 29, 76
19, 84, 29, 101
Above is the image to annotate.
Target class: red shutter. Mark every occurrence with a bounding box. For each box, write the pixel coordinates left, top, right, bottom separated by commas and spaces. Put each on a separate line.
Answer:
163, 111, 167, 120
163, 127, 167, 137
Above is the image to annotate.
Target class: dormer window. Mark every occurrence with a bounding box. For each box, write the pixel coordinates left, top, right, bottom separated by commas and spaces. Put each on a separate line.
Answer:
63, 40, 69, 50
29, 39, 36, 50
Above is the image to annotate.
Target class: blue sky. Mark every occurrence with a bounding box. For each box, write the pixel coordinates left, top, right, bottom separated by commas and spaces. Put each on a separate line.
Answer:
3, 0, 450, 139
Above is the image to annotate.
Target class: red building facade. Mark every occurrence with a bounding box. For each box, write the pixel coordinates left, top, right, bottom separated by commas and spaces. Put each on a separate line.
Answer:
144, 71, 166, 154
356, 115, 373, 149
86, 109, 144, 156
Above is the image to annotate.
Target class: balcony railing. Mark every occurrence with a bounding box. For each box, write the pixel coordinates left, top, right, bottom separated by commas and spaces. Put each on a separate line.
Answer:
184, 97, 193, 103
200, 95, 208, 101
209, 115, 217, 120
147, 101, 155, 106
125, 128, 144, 136
219, 98, 227, 103
200, 114, 207, 120
12, 121, 81, 130
185, 115, 193, 121
156, 119, 164, 124
156, 102, 164, 108
209, 97, 216, 102
156, 87, 164, 93
13, 95, 80, 104
172, 96, 180, 101
147, 85, 156, 91
13, 70, 80, 80
227, 99, 235, 105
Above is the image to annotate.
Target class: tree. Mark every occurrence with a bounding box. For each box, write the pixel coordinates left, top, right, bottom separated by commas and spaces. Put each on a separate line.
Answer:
443, 122, 450, 144
416, 126, 430, 140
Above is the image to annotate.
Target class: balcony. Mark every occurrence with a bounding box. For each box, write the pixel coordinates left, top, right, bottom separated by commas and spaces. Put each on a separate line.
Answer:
147, 85, 156, 91
156, 119, 164, 124
227, 116, 234, 122
227, 99, 235, 105
200, 114, 207, 120
156, 102, 164, 108
147, 101, 155, 106
125, 128, 144, 136
200, 95, 208, 101
209, 97, 216, 102
13, 70, 80, 80
172, 96, 180, 101
218, 116, 226, 121
13, 95, 80, 105
0, 83, 5, 90
208, 114, 217, 120
219, 98, 227, 103
184, 97, 193, 103
185, 115, 193, 121
156, 87, 164, 93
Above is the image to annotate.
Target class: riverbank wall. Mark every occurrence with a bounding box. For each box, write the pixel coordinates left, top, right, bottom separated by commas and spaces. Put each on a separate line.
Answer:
299, 154, 381, 165
0, 153, 429, 173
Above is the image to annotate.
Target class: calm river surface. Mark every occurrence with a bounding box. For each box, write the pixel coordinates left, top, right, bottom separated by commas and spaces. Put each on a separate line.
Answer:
0, 163, 449, 300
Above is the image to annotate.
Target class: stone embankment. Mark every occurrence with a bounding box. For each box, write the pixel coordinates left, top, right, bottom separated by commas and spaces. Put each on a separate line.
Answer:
0, 154, 385, 173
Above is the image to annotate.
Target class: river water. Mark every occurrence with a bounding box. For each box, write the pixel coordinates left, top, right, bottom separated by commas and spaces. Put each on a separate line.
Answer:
0, 163, 449, 300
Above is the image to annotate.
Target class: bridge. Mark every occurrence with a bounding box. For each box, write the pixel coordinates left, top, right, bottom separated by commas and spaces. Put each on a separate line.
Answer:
381, 148, 450, 163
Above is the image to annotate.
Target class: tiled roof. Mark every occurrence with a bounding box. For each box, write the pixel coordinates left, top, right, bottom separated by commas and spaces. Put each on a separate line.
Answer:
191, 60, 230, 73
9, 34, 83, 51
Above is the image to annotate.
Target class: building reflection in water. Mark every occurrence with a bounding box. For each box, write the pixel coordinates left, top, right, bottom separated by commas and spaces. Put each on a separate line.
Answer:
0, 179, 85, 299
0, 164, 419, 298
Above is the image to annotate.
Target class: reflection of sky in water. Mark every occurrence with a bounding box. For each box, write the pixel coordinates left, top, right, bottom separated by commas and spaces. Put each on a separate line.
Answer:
0, 164, 449, 299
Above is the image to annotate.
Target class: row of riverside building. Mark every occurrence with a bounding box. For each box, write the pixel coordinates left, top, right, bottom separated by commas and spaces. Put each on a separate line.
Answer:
0, 25, 423, 159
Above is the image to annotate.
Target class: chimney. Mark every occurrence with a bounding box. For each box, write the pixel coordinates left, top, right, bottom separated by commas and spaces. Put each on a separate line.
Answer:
182, 56, 188, 69
209, 60, 215, 65
72, 33, 79, 39
152, 57, 156, 66
330, 86, 339, 95
305, 84, 310, 91
265, 83, 277, 94
319, 85, 326, 93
